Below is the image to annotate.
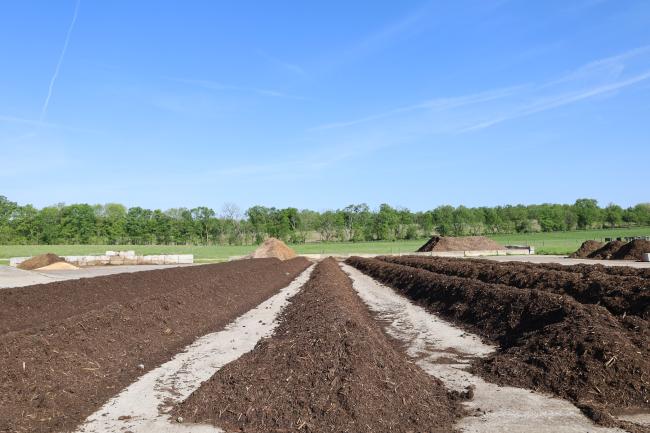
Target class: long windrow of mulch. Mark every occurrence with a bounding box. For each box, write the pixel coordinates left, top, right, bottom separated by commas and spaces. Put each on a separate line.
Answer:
379, 255, 650, 318
346, 256, 649, 432
465, 256, 650, 279
174, 258, 465, 433
0, 257, 310, 433
1, 260, 309, 335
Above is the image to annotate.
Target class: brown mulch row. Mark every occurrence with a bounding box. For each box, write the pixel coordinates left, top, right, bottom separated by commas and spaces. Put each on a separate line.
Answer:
467, 256, 650, 279
346, 256, 649, 431
0, 257, 310, 433
1, 261, 308, 335
379, 255, 650, 318
174, 258, 465, 433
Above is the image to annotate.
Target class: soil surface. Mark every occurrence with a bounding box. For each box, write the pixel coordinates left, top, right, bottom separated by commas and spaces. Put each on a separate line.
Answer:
613, 240, 650, 261
416, 235, 505, 252
17, 253, 65, 270
589, 241, 627, 260
571, 240, 605, 258
174, 258, 464, 433
0, 257, 310, 433
347, 256, 649, 431
248, 237, 297, 260
380, 255, 650, 318
476, 256, 650, 279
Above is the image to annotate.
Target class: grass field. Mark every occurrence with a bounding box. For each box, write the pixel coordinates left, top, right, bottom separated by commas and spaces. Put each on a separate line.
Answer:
1, 227, 648, 263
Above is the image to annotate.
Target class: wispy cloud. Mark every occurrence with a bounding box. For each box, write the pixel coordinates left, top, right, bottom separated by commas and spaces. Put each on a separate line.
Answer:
0, 114, 101, 134
311, 86, 524, 131
464, 70, 650, 132
259, 52, 306, 76
171, 77, 307, 101
312, 45, 650, 137
40, 0, 80, 121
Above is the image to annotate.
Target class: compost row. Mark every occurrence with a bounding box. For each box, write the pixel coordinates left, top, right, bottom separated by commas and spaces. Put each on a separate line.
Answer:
379, 255, 649, 318
346, 256, 649, 431
174, 258, 464, 433
0, 257, 310, 433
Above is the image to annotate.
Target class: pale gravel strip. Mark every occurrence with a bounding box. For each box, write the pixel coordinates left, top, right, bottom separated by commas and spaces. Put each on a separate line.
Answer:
340, 263, 625, 433
76, 264, 314, 433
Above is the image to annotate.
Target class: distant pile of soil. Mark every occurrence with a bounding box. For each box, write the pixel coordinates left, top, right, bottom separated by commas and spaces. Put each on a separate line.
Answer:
249, 237, 297, 260
587, 241, 626, 260
417, 235, 505, 252
17, 253, 65, 270
347, 256, 650, 431
174, 258, 464, 432
569, 240, 605, 258
612, 239, 650, 261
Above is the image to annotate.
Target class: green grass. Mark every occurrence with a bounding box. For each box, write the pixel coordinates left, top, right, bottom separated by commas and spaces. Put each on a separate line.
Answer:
0, 227, 648, 261
487, 227, 650, 255
0, 240, 427, 263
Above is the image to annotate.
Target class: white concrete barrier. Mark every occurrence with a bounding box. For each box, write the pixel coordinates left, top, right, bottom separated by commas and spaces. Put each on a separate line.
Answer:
8, 252, 194, 267
643, 253, 650, 262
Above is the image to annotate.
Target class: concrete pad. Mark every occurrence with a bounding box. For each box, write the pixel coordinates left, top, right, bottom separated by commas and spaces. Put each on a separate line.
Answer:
76, 265, 314, 433
341, 263, 625, 433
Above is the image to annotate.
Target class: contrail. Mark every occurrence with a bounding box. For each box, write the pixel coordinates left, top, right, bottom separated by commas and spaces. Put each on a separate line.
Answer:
39, 0, 80, 122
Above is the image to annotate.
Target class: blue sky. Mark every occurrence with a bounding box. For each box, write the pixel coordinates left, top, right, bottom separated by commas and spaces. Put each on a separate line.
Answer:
1, 0, 649, 211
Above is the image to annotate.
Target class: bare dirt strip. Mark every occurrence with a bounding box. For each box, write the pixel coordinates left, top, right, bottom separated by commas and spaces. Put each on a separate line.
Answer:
174, 258, 464, 433
346, 257, 649, 432
0, 257, 310, 433
380, 255, 650, 318
341, 263, 623, 433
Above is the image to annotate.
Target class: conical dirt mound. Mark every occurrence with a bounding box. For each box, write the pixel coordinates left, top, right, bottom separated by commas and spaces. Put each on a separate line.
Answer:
612, 239, 650, 261
249, 237, 297, 260
569, 240, 605, 258
17, 253, 65, 270
587, 240, 625, 259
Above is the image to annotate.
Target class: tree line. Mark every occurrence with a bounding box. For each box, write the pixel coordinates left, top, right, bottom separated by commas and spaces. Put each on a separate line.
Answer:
1, 195, 649, 246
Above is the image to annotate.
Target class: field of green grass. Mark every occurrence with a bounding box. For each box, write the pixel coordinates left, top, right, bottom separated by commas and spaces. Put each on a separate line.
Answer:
488, 227, 650, 254
1, 227, 648, 263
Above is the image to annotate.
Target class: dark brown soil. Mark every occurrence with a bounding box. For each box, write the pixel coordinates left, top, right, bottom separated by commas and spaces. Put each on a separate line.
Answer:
570, 240, 605, 258
588, 240, 626, 259
0, 257, 310, 433
17, 253, 65, 270
465, 256, 650, 279
174, 258, 464, 433
613, 240, 650, 261
417, 235, 505, 252
1, 261, 312, 336
379, 255, 650, 318
346, 256, 650, 430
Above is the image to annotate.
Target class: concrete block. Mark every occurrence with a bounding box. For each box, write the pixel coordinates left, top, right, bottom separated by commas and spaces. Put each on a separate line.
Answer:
106, 251, 117, 256
9, 257, 29, 267
643, 253, 650, 262
177, 254, 194, 264
109, 257, 124, 265
163, 255, 178, 264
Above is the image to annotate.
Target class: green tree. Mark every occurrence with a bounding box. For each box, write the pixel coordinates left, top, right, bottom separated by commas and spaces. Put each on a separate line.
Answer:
574, 198, 600, 229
